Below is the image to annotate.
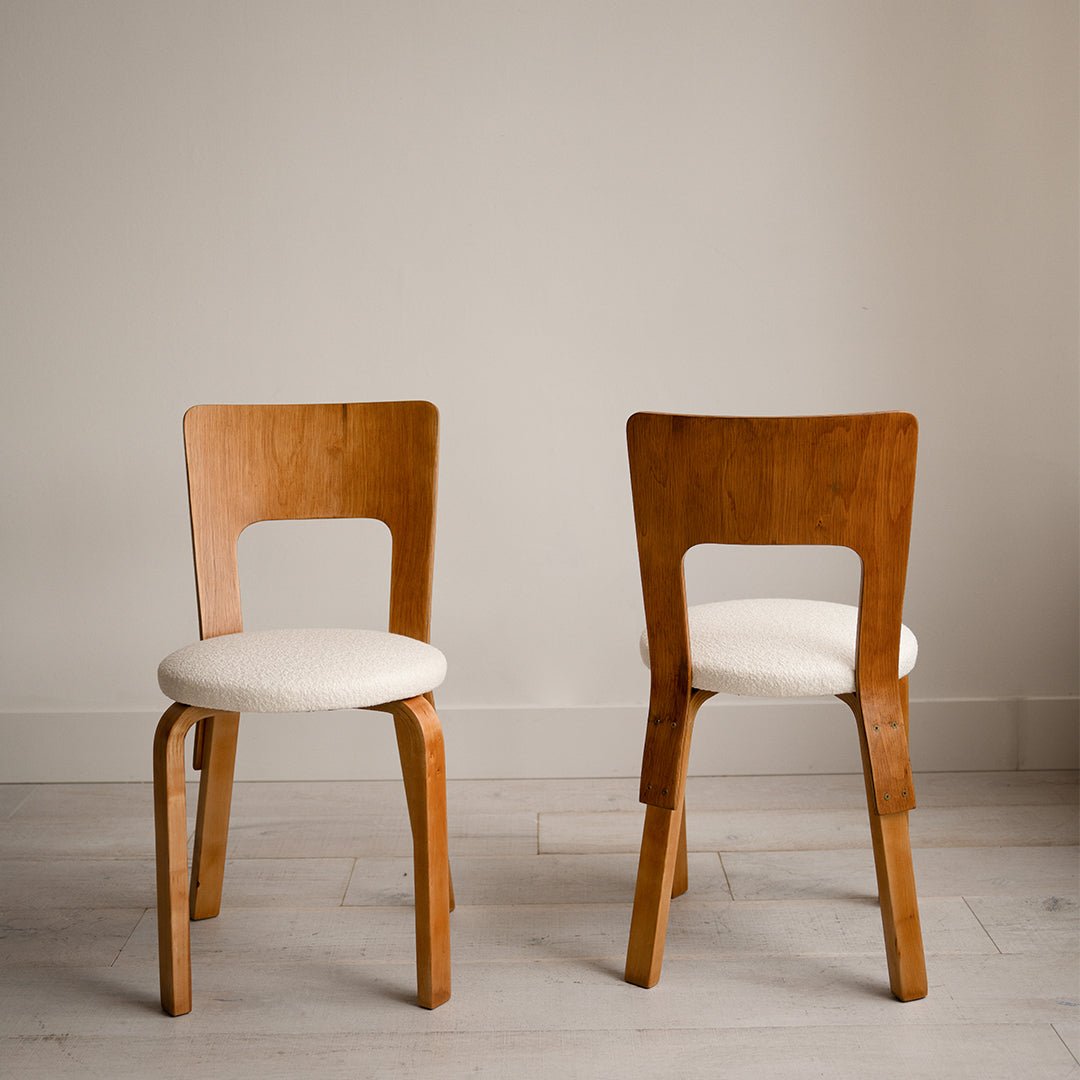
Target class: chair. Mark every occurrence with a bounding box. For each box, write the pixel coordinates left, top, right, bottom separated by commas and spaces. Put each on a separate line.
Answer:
153, 401, 452, 1016
623, 411, 927, 1001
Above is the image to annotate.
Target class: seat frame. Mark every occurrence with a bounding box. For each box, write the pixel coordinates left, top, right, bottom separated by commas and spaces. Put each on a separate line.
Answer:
154, 401, 452, 1016
623, 412, 927, 1001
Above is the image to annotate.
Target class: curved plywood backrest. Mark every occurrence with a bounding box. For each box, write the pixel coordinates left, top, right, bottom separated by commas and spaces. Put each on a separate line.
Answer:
627, 411, 918, 808
183, 402, 438, 642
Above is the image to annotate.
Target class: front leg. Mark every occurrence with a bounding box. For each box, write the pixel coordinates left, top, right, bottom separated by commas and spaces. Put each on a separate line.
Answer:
388, 695, 452, 1009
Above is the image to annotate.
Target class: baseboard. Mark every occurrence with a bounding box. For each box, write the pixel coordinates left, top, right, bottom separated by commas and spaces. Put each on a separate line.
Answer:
1, 697, 1076, 783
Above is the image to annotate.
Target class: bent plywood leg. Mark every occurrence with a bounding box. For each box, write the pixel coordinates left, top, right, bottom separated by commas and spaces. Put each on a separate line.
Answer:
190, 712, 240, 920
671, 801, 689, 898
841, 681, 927, 1001
391, 695, 451, 1009
626, 688, 711, 987
153, 702, 209, 1017
625, 800, 684, 987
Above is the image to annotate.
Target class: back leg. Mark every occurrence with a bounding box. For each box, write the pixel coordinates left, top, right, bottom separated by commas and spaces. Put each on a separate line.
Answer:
189, 712, 240, 920
671, 801, 689, 898
841, 679, 927, 1001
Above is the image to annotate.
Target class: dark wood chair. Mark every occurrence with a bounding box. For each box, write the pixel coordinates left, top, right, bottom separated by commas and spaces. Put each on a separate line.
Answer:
624, 411, 927, 1001
153, 402, 452, 1015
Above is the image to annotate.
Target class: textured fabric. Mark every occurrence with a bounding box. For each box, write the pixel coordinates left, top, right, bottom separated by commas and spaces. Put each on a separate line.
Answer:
640, 598, 917, 697
158, 628, 447, 712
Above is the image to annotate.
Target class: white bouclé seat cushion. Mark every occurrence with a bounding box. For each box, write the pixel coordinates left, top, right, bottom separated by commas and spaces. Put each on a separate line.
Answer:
158, 628, 447, 712
640, 598, 917, 698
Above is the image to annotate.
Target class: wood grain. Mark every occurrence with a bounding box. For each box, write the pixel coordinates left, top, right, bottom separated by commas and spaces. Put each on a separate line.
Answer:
723, 846, 1080, 901
627, 412, 918, 814
153, 702, 213, 1016
189, 712, 239, 920
625, 412, 925, 998
155, 402, 452, 1012
183, 402, 438, 643
625, 689, 713, 987
2, 953, 1075, 1036
4, 1025, 1074, 1080
385, 695, 451, 1009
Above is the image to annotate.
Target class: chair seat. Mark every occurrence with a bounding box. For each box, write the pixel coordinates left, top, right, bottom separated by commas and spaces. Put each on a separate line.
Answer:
158, 628, 447, 713
639, 598, 917, 697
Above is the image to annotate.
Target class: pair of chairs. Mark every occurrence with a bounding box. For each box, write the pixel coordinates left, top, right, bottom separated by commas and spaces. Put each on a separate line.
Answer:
154, 402, 926, 1017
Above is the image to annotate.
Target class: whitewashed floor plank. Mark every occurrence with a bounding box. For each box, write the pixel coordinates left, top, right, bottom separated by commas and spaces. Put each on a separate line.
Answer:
0, 858, 354, 909
9, 783, 181, 822
113, 896, 992, 967
0, 785, 35, 820
683, 771, 1079, 811
1, 953, 1075, 1036
0, 909, 144, 965
0, 809, 536, 860
3, 1024, 1076, 1080
3, 774, 1078, 1077
344, 852, 730, 906
964, 895, 1080, 954
0, 820, 183, 860
540, 805, 1079, 854
723, 846, 1080, 900
223, 811, 538, 858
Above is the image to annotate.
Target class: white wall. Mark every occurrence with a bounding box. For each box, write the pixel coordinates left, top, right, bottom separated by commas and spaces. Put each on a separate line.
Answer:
2, 1, 1077, 780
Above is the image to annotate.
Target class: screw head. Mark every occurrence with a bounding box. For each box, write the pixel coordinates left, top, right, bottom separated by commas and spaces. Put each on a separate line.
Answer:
661, 788, 669, 796
883, 793, 891, 800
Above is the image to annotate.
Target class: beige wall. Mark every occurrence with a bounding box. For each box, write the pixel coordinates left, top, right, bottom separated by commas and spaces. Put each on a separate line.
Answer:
2, 2, 1077, 778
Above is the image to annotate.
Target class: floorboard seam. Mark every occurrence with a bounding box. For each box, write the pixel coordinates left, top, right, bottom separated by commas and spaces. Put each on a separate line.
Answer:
110, 907, 150, 967
716, 852, 735, 900
338, 858, 358, 906
1051, 1022, 1080, 1066
961, 896, 1003, 955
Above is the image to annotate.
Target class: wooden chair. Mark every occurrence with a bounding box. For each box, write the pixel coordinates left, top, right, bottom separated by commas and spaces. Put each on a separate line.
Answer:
623, 412, 927, 1001
153, 401, 452, 1016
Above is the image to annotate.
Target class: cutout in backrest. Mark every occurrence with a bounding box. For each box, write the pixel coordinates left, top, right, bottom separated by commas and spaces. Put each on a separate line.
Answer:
238, 518, 393, 634
683, 543, 862, 609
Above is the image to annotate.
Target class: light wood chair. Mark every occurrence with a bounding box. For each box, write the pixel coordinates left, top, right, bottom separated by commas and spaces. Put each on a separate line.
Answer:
153, 401, 452, 1016
624, 412, 927, 1001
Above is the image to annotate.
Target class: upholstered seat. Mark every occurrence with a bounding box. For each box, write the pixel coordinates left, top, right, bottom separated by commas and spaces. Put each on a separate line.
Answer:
640, 598, 917, 698
158, 627, 447, 713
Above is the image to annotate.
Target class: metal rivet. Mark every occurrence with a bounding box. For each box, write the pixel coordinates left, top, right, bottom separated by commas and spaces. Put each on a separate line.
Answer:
891, 722, 898, 729
661, 788, 669, 795
883, 793, 891, 800
653, 717, 661, 725
902, 790, 908, 797
873, 725, 880, 732
671, 721, 678, 728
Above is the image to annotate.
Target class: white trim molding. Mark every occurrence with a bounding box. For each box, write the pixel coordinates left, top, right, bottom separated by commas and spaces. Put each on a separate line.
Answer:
1, 697, 1076, 784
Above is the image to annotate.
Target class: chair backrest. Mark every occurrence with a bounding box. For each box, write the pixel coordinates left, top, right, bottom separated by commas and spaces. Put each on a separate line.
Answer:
627, 411, 918, 805
183, 402, 438, 642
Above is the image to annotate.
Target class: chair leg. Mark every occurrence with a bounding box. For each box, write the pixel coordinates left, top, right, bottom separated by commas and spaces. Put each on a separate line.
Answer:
153, 702, 208, 1017
189, 711, 240, 920
671, 801, 689, 898
842, 679, 928, 1002
625, 799, 685, 988
391, 695, 452, 1009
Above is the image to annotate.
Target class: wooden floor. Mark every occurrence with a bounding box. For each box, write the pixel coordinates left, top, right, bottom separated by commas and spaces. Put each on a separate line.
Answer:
1, 771, 1077, 1079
